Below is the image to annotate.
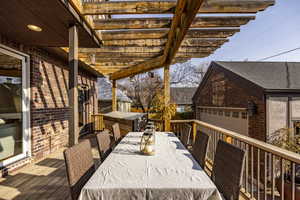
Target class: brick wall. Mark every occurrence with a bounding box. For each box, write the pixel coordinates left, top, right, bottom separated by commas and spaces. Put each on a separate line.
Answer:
193, 64, 266, 141
0, 35, 98, 175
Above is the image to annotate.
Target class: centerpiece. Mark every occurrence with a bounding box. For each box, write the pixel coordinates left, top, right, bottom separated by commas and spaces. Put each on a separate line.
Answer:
140, 125, 156, 156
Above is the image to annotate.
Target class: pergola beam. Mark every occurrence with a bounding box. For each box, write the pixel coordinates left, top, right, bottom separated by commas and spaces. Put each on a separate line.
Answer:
78, 46, 217, 54
102, 38, 228, 47
100, 28, 239, 40
110, 56, 165, 80
93, 16, 255, 30
83, 0, 274, 15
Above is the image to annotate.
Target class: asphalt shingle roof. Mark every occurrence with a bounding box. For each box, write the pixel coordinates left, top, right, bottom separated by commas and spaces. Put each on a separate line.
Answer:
216, 61, 300, 90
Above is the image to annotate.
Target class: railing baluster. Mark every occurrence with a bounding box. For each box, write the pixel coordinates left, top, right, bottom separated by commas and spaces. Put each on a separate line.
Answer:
251, 145, 254, 198
280, 158, 284, 200
264, 151, 268, 200
292, 162, 295, 200
245, 144, 249, 193
257, 148, 260, 200
271, 155, 275, 200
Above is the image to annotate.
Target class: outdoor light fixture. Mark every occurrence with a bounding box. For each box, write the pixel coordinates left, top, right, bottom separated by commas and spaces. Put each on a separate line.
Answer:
247, 101, 257, 117
27, 24, 42, 32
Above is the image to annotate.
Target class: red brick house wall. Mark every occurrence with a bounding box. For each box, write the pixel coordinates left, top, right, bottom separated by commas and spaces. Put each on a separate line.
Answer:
193, 63, 266, 141
0, 35, 98, 175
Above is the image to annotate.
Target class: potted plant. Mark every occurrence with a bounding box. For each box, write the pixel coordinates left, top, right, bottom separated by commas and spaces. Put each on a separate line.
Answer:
269, 128, 300, 200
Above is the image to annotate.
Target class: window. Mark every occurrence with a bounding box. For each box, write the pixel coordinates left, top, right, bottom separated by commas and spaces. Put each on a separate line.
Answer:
241, 112, 248, 119
294, 121, 300, 136
225, 111, 231, 117
78, 86, 89, 126
232, 112, 239, 118
218, 110, 223, 116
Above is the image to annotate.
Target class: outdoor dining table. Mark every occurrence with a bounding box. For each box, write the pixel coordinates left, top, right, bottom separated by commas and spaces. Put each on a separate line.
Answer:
79, 132, 222, 200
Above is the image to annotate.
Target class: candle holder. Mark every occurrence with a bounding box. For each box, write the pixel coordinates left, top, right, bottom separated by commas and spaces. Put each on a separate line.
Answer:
140, 131, 155, 156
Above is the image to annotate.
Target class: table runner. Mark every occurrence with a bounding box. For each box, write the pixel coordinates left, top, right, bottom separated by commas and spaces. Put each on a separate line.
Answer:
79, 132, 222, 200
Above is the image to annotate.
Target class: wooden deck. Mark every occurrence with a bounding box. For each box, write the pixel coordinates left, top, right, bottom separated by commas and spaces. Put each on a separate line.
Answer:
0, 136, 100, 200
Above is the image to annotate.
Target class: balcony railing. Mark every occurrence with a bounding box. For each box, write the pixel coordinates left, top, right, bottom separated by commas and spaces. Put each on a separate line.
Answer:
170, 119, 300, 200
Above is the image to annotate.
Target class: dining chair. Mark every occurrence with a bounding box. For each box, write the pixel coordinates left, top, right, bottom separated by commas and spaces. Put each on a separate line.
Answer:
96, 132, 112, 161
63, 139, 95, 200
192, 131, 210, 169
180, 124, 192, 147
112, 123, 121, 143
211, 140, 246, 200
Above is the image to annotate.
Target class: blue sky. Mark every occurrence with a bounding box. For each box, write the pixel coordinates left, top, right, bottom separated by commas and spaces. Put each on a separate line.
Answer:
191, 0, 300, 65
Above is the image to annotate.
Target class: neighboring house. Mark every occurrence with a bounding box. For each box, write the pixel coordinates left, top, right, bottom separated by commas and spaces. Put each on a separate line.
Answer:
98, 78, 132, 113
193, 61, 300, 142
0, 36, 100, 173
171, 87, 197, 113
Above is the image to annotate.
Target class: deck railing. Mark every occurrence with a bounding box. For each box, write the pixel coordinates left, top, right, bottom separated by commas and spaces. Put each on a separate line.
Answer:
91, 114, 105, 132
170, 119, 300, 200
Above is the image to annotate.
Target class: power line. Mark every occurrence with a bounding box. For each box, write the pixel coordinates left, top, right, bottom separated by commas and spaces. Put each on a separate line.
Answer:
257, 47, 300, 61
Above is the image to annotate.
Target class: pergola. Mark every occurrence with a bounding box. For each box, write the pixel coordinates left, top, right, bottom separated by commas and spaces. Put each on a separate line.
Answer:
68, 0, 274, 131
2, 0, 273, 142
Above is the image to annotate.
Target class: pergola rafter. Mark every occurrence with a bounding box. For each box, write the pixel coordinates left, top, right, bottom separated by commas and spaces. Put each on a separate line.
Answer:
69, 0, 274, 76
83, 0, 274, 15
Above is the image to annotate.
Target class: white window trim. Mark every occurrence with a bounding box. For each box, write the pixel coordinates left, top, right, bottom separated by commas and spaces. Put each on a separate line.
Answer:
0, 44, 31, 167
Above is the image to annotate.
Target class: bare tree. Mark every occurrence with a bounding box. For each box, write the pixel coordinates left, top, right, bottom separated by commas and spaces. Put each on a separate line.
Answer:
119, 72, 162, 112
170, 60, 209, 87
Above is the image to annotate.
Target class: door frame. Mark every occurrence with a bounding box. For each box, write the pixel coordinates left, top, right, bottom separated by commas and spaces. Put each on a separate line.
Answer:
0, 44, 31, 167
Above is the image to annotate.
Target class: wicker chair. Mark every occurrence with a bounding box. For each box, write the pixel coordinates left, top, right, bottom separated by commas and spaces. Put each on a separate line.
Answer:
96, 132, 111, 161
212, 140, 246, 200
192, 131, 210, 169
63, 140, 95, 200
180, 124, 192, 147
112, 123, 121, 143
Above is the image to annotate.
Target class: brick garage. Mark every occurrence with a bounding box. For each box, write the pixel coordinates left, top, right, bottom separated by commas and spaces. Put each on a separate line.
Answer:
0, 35, 99, 176
193, 61, 300, 142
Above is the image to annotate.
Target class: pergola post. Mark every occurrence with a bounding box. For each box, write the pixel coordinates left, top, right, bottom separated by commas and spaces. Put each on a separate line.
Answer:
68, 25, 79, 146
164, 65, 171, 131
112, 80, 117, 111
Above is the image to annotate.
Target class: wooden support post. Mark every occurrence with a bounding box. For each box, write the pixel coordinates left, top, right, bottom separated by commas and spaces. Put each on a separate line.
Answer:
112, 80, 117, 111
164, 65, 171, 131
69, 25, 79, 146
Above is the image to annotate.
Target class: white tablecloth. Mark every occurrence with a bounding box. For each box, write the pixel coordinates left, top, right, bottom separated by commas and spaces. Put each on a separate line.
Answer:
79, 132, 222, 200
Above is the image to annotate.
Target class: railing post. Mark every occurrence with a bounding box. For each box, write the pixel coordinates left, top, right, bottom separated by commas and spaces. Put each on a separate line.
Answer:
112, 80, 117, 111
192, 121, 197, 143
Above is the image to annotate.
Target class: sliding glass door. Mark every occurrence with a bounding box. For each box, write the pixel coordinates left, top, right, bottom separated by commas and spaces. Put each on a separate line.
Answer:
0, 45, 30, 166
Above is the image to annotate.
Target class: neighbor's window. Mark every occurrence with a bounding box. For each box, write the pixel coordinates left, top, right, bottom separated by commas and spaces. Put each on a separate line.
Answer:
294, 121, 300, 135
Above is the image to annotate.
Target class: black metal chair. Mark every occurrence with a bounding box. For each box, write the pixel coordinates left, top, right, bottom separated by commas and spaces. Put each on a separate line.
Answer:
211, 140, 246, 200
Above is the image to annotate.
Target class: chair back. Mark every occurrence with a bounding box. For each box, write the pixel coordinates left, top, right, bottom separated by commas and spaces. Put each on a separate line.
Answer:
96, 132, 111, 160
64, 140, 95, 200
180, 124, 192, 147
192, 131, 210, 169
212, 140, 246, 200
112, 123, 121, 142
